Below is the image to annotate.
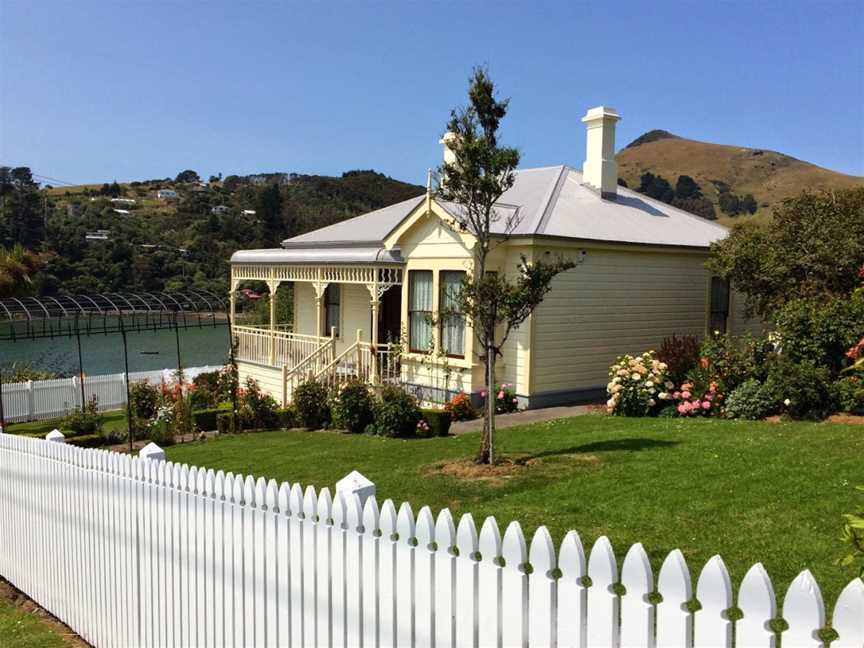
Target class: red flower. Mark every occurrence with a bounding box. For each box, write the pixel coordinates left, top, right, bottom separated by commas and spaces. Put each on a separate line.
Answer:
847, 337, 864, 360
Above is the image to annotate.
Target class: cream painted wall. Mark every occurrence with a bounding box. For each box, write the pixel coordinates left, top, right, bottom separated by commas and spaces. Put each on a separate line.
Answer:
237, 360, 285, 405
293, 281, 375, 354
529, 243, 759, 395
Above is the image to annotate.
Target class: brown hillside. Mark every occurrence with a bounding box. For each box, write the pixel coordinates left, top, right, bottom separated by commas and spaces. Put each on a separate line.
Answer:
616, 134, 864, 224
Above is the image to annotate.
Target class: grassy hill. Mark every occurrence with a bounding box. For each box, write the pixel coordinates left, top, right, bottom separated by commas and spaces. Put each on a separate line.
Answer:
616, 131, 864, 225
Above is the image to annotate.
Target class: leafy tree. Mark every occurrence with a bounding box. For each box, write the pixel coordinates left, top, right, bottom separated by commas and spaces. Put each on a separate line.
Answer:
718, 191, 740, 215
437, 67, 575, 464
671, 196, 716, 220
0, 166, 44, 248
256, 184, 283, 244
637, 172, 675, 203
708, 188, 864, 317
741, 193, 758, 215
175, 169, 200, 184
675, 175, 702, 200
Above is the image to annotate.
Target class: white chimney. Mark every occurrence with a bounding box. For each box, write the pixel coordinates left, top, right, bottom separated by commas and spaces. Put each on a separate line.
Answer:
581, 106, 621, 198
440, 131, 458, 166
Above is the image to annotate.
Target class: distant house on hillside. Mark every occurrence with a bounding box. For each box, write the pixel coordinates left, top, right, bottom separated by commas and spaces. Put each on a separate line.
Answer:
112, 209, 130, 215
230, 105, 760, 408
211, 205, 230, 215
110, 198, 136, 205
248, 172, 293, 187
241, 209, 256, 216
85, 230, 110, 241
156, 189, 178, 201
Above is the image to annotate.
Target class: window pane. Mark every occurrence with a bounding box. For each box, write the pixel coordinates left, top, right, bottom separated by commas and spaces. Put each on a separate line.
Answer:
709, 277, 730, 334
409, 271, 433, 351
440, 271, 465, 356
324, 285, 340, 336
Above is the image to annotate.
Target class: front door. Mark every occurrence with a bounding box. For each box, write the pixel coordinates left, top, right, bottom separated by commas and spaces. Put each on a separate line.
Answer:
378, 286, 402, 345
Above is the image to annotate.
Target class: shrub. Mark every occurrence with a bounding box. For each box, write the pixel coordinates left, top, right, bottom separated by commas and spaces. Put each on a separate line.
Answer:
764, 356, 835, 420
331, 381, 375, 434
276, 406, 299, 429
67, 433, 105, 448
774, 292, 864, 374
482, 383, 518, 414
216, 412, 235, 435
129, 380, 159, 419
420, 408, 452, 437
238, 377, 279, 429
606, 351, 672, 416
657, 334, 701, 384
699, 332, 768, 394
372, 384, 421, 437
724, 379, 776, 420
832, 376, 864, 414
193, 408, 221, 432
666, 377, 721, 417
61, 397, 103, 436
839, 486, 864, 578
294, 379, 331, 430
147, 406, 176, 446
445, 391, 477, 421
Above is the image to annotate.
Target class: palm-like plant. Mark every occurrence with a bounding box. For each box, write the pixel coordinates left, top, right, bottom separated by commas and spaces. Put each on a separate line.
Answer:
0, 244, 44, 297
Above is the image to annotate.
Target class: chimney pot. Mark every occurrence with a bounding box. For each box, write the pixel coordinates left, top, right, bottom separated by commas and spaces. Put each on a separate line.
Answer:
581, 106, 621, 198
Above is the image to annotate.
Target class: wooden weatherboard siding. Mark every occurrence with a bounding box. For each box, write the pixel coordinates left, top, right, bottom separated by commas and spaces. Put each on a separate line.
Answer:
531, 245, 716, 394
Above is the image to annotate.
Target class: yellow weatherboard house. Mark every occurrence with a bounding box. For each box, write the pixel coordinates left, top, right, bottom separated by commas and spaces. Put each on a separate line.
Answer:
230, 106, 758, 407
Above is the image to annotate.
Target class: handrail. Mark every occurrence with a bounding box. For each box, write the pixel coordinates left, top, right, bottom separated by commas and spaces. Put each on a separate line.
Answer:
313, 341, 360, 381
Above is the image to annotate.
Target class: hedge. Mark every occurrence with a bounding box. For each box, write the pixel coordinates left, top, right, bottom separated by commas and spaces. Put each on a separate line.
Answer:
420, 408, 452, 437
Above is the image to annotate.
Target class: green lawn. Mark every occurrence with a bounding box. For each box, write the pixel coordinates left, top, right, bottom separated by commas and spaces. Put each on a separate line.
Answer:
5, 410, 128, 437
167, 415, 863, 604
0, 596, 68, 648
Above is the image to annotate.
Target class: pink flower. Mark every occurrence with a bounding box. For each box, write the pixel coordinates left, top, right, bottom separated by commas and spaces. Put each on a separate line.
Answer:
677, 404, 687, 414
480, 391, 487, 398
673, 391, 681, 399
512, 398, 518, 403
681, 391, 691, 400
701, 401, 711, 410
497, 391, 505, 400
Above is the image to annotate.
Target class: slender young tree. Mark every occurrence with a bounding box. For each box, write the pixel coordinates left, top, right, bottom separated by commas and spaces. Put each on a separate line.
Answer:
437, 67, 575, 464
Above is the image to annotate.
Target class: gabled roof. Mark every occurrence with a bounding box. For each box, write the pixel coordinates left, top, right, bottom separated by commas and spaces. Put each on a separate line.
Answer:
240, 165, 730, 265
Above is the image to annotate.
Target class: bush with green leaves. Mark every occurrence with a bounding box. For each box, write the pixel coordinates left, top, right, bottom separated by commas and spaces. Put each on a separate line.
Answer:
61, 397, 104, 436
420, 408, 452, 437
147, 405, 176, 446
330, 381, 375, 434
293, 379, 331, 430
832, 376, 864, 414
371, 384, 421, 437
724, 379, 777, 420
764, 356, 835, 420
129, 380, 159, 420
774, 292, 864, 374
699, 332, 769, 394
237, 377, 279, 429
839, 486, 864, 578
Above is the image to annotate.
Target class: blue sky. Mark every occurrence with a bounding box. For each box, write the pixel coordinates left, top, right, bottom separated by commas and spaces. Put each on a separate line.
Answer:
1, 0, 862, 186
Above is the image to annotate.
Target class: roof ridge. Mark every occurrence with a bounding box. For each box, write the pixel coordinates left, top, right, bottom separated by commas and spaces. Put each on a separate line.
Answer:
531, 165, 570, 235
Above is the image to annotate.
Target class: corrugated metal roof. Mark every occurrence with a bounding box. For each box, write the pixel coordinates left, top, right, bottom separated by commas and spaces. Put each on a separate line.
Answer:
267, 166, 729, 254
230, 246, 404, 265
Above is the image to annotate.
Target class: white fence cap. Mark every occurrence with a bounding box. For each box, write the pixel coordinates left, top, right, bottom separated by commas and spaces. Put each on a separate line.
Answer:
139, 442, 166, 461
46, 429, 66, 443
336, 470, 376, 506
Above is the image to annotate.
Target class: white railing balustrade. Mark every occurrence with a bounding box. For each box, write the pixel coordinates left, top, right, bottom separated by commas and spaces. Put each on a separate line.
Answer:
0, 432, 862, 647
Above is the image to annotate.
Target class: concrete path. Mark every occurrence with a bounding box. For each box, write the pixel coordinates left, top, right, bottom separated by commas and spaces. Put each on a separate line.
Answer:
450, 404, 598, 434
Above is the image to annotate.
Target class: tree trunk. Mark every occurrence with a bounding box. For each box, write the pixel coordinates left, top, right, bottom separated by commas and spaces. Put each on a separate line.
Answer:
476, 338, 496, 464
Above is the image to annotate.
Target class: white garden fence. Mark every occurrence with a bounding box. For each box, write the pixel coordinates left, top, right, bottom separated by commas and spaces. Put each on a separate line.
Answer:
0, 433, 862, 648
0, 365, 222, 424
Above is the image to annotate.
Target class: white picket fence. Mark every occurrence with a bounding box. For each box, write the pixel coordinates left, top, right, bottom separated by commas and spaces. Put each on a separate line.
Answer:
0, 433, 862, 648
0, 365, 222, 423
